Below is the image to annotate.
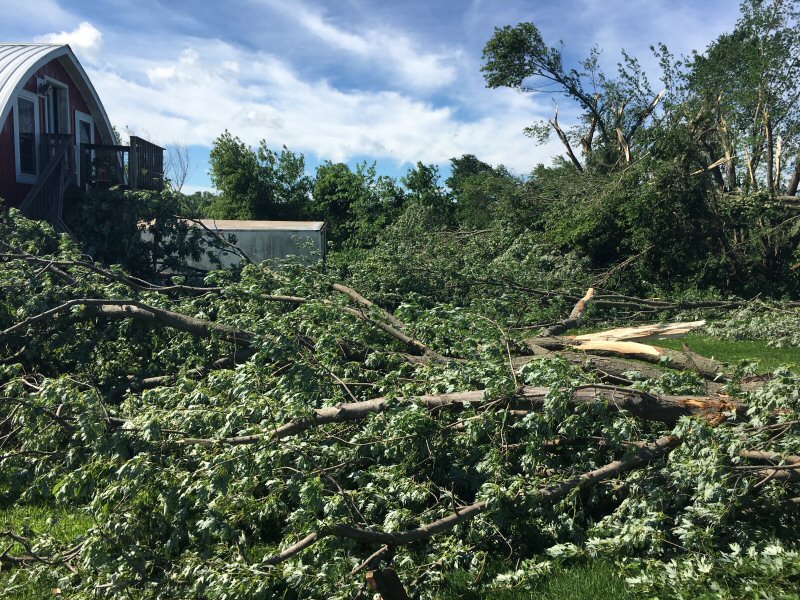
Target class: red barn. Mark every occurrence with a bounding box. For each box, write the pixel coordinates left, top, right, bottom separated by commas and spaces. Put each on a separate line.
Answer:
0, 43, 163, 230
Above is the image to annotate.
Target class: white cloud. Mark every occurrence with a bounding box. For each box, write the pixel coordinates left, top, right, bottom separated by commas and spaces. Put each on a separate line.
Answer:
87, 38, 555, 174
264, 0, 458, 90
292, 8, 371, 54
35, 21, 103, 62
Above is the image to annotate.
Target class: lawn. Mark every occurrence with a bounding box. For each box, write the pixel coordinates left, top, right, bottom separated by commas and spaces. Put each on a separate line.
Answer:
434, 559, 631, 599
654, 333, 800, 372
0, 505, 92, 599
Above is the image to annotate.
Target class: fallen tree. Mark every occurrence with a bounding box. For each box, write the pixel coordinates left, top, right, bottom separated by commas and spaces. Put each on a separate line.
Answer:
263, 433, 681, 565
171, 385, 742, 448
2, 213, 800, 599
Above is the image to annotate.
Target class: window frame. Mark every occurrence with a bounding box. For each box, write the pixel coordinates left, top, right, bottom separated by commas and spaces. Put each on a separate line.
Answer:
13, 89, 40, 184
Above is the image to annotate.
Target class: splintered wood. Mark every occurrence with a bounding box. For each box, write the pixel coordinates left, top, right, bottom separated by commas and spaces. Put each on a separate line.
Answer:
572, 340, 663, 356
570, 320, 706, 343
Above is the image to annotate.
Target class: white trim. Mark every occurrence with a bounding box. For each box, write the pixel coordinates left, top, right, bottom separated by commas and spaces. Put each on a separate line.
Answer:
75, 110, 94, 188
13, 89, 39, 185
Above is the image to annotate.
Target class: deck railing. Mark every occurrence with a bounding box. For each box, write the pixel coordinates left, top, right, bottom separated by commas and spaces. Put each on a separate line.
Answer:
81, 142, 128, 189
40, 133, 74, 178
129, 136, 164, 191
19, 134, 165, 232
80, 136, 165, 192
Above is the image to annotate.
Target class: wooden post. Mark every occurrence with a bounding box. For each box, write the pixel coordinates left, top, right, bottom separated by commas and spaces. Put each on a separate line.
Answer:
129, 136, 139, 189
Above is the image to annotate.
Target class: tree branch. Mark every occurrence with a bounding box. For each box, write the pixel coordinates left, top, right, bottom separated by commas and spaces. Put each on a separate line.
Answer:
0, 299, 253, 347
261, 433, 680, 565
541, 288, 595, 336
550, 106, 584, 172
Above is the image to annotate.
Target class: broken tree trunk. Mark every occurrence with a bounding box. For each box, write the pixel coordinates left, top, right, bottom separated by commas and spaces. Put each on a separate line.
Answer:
523, 336, 726, 381
542, 288, 595, 336
570, 321, 706, 343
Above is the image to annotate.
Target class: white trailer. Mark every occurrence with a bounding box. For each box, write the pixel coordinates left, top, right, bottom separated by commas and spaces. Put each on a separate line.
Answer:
191, 220, 326, 269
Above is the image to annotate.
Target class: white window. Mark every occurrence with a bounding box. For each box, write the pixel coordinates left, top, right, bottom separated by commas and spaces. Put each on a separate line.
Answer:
13, 90, 40, 184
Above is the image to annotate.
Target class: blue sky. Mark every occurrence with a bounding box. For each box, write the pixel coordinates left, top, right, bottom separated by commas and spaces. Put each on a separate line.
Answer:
2, 0, 741, 193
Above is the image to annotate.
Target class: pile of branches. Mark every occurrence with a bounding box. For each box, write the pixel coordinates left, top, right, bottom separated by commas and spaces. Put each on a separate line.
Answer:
2, 211, 800, 598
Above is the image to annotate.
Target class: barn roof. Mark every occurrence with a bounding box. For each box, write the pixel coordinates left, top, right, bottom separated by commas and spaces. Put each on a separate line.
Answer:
0, 43, 115, 144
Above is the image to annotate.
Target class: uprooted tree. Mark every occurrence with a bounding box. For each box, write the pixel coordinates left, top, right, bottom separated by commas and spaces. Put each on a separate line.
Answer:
2, 210, 800, 598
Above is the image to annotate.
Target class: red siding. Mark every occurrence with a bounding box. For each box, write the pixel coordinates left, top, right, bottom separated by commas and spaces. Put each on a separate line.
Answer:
0, 110, 29, 207
1, 56, 102, 208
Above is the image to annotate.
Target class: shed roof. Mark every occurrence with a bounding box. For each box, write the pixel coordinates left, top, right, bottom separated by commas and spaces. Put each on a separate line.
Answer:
196, 219, 326, 231
0, 43, 114, 144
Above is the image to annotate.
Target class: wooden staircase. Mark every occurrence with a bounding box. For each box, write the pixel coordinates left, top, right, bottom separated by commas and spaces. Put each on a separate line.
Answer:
17, 134, 164, 234
19, 135, 73, 233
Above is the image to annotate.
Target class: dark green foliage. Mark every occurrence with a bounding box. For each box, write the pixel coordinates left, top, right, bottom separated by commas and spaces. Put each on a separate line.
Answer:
482, 22, 570, 94
178, 190, 216, 218
311, 161, 405, 248
448, 155, 522, 231
401, 162, 454, 229
208, 131, 312, 220
65, 187, 211, 280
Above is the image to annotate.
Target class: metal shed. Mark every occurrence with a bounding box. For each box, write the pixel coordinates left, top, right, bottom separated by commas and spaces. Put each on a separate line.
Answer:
191, 219, 327, 269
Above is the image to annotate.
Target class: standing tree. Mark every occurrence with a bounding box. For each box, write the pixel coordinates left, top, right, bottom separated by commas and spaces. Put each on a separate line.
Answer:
686, 0, 800, 194
481, 24, 666, 171
312, 162, 406, 248
401, 162, 453, 228
447, 155, 520, 231
208, 131, 312, 220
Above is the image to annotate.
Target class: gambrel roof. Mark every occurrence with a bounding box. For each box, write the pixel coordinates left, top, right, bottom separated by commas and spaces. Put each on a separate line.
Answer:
0, 43, 114, 143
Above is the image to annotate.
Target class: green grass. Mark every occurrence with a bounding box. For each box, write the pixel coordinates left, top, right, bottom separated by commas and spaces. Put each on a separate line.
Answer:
0, 504, 92, 599
654, 333, 800, 372
570, 325, 800, 372
0, 504, 92, 543
434, 559, 631, 599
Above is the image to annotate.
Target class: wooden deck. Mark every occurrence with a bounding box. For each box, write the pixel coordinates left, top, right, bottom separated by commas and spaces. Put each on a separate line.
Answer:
19, 134, 165, 231
81, 135, 164, 191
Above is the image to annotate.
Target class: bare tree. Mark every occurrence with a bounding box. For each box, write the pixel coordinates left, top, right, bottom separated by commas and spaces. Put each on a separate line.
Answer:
165, 144, 191, 192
